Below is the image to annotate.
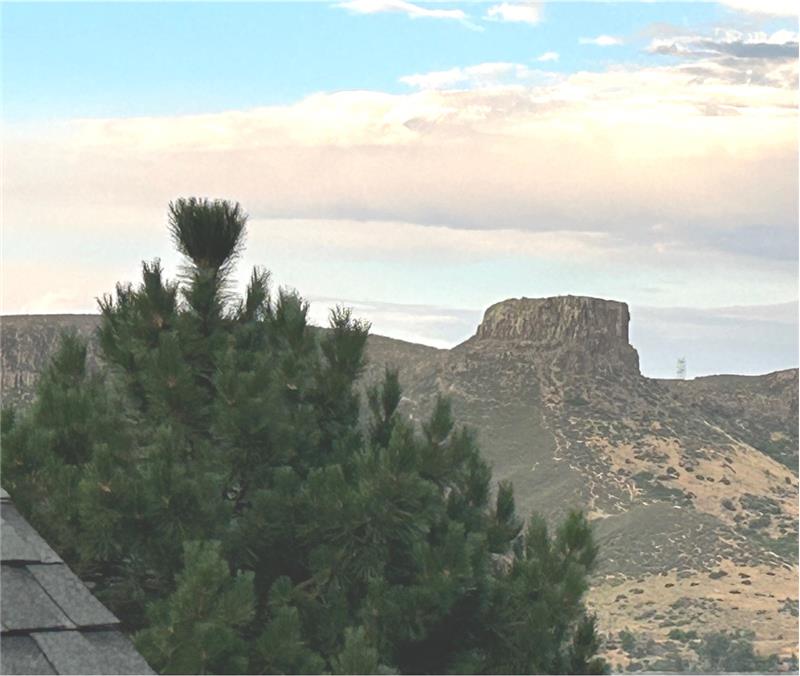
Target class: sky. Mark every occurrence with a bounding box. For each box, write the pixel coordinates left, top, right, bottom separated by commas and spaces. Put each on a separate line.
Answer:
2, 0, 798, 378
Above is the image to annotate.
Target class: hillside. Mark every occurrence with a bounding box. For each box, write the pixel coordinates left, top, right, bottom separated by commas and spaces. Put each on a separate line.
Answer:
1, 299, 798, 671
366, 296, 798, 671
1, 314, 101, 409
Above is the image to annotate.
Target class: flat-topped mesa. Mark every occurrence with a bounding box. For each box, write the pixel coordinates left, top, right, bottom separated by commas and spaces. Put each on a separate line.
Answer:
473, 295, 640, 375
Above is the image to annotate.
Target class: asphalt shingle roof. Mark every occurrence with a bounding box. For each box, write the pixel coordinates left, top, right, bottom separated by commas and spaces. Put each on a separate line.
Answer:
0, 488, 154, 675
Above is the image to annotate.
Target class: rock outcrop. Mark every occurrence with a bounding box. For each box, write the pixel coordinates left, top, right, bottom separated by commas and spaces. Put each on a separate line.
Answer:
476, 295, 631, 345
471, 295, 640, 376
1, 315, 101, 408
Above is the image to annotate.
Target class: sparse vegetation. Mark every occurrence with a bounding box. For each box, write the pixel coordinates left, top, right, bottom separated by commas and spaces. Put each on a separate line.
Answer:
667, 628, 698, 642
691, 630, 780, 673
619, 628, 636, 653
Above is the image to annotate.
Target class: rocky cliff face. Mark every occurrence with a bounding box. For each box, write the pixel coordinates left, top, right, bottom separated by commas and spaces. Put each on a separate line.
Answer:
1, 315, 101, 408
471, 295, 640, 377
2, 299, 798, 671
476, 295, 631, 345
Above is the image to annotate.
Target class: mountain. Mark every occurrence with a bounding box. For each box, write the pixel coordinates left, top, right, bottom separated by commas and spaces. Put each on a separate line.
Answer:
2, 298, 798, 671
1, 314, 102, 409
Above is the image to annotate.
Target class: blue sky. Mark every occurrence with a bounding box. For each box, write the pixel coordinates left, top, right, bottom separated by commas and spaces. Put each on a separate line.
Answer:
2, 1, 798, 377
3, 1, 786, 120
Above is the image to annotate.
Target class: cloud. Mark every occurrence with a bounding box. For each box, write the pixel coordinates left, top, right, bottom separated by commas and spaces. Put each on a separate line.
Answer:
1, 260, 146, 315
717, 0, 799, 17
249, 218, 612, 264
647, 28, 798, 92
484, 1, 541, 25
399, 61, 546, 89
7, 57, 795, 235
579, 35, 623, 46
702, 224, 799, 262
650, 28, 799, 61
399, 67, 467, 90
536, 51, 559, 62
337, 0, 462, 20
306, 296, 481, 348
336, 0, 482, 29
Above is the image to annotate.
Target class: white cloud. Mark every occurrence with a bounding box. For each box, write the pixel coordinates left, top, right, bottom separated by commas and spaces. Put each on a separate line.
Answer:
251, 218, 611, 263
337, 0, 463, 19
399, 67, 467, 90
646, 28, 798, 90
579, 35, 623, 46
399, 61, 532, 89
717, 0, 799, 17
306, 296, 481, 347
485, 1, 541, 25
536, 51, 559, 62
766, 29, 800, 44
649, 27, 799, 58
336, 0, 482, 29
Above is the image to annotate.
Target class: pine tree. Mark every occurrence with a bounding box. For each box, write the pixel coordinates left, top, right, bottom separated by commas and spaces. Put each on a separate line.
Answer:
2, 198, 608, 674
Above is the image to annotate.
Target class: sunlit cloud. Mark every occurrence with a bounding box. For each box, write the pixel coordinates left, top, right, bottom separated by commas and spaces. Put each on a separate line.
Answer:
250, 218, 612, 263
306, 297, 480, 348
579, 34, 623, 46
649, 28, 799, 61
484, 1, 541, 26
337, 0, 463, 20
398, 61, 540, 89
5, 52, 796, 247
336, 0, 482, 29
536, 51, 559, 62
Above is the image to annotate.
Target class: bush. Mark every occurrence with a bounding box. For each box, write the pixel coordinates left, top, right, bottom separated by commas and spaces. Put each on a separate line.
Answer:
693, 630, 779, 673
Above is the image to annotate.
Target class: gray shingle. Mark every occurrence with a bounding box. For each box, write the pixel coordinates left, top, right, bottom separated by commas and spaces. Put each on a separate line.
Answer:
1, 489, 155, 675
31, 631, 106, 675
0, 567, 75, 633
0, 504, 61, 564
0, 519, 41, 563
82, 630, 155, 675
27, 565, 117, 628
0, 635, 55, 675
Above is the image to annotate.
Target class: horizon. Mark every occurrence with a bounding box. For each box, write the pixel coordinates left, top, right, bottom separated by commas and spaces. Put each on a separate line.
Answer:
1, 294, 797, 380
2, 0, 798, 378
